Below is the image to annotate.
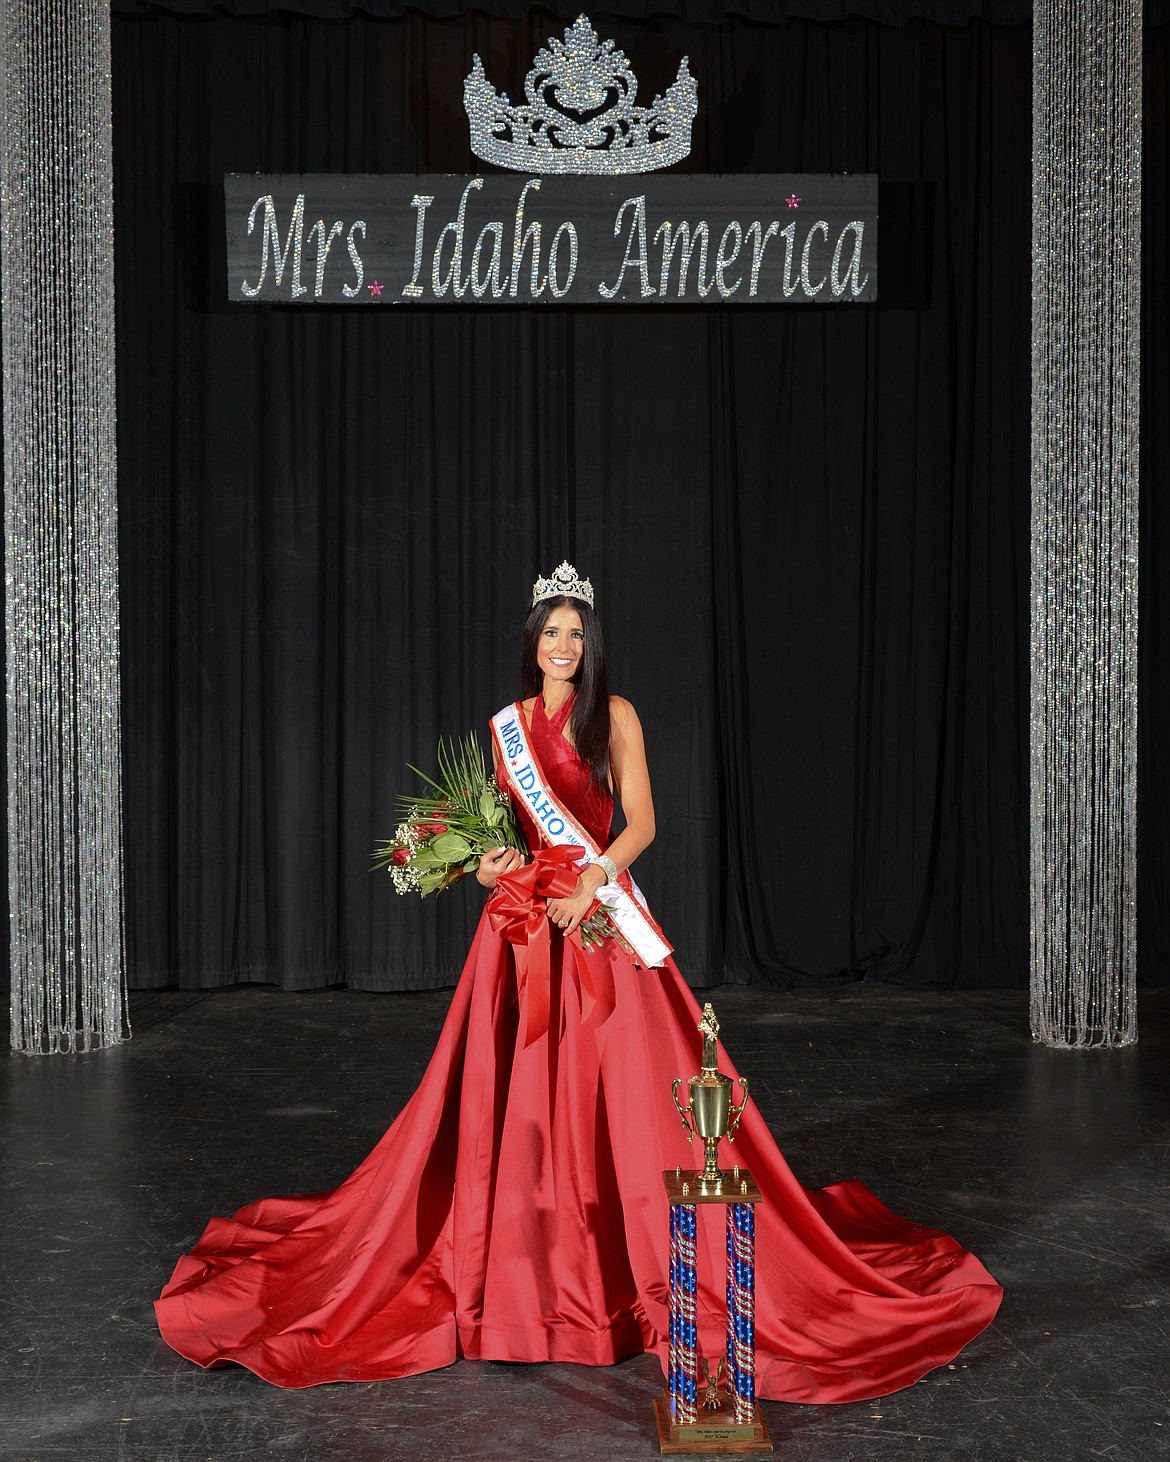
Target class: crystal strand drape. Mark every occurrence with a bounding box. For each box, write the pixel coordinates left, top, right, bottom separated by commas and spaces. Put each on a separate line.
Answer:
1, 0, 127, 1053
1030, 1, 1141, 1048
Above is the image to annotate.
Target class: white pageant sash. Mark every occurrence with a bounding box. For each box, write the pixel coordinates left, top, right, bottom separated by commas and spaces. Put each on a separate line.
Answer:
491, 702, 672, 968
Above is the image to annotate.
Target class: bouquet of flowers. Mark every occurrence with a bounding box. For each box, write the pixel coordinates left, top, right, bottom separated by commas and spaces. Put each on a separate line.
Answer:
372, 733, 522, 896
373, 731, 627, 952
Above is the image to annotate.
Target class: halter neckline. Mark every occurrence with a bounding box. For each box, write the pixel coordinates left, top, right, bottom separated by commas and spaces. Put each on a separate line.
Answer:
537, 691, 576, 735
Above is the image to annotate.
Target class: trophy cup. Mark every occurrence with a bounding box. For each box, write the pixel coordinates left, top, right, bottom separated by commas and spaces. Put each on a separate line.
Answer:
655, 1003, 772, 1454
671, 1003, 750, 1190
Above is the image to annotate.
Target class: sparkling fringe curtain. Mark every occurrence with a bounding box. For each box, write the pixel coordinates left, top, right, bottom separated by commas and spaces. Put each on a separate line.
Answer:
1, 1, 127, 1053
1030, 1, 1141, 1048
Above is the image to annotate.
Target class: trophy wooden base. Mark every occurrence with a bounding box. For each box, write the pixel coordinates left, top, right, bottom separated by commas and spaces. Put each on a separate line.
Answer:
653, 1393, 773, 1454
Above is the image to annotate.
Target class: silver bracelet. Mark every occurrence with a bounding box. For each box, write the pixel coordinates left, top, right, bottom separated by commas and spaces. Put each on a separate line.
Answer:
596, 853, 619, 883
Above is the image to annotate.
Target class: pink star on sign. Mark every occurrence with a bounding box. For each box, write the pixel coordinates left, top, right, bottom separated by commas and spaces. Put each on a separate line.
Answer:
368, 280, 384, 297
786, 194, 801, 210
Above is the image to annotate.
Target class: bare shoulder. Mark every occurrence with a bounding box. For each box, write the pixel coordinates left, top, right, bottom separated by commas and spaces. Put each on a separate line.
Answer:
519, 695, 538, 726
609, 695, 643, 733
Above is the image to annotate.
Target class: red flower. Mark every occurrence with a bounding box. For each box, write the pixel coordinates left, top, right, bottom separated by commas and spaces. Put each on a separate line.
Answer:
416, 821, 448, 838
391, 847, 411, 866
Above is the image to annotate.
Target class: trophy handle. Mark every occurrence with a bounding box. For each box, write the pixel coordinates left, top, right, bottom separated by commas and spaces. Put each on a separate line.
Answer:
726, 1076, 750, 1142
672, 1077, 695, 1139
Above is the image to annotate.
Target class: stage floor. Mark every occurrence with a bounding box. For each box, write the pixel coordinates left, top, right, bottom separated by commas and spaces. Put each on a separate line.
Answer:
2, 981, 1168, 1461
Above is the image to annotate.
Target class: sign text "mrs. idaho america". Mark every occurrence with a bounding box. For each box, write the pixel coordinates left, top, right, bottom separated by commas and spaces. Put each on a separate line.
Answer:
225, 173, 878, 307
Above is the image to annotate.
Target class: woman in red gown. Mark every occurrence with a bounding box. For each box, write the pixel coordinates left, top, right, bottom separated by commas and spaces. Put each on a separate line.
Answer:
155, 565, 1001, 1400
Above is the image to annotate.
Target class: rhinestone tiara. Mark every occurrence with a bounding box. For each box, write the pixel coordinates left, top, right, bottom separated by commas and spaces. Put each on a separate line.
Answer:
532, 560, 595, 608
464, 15, 697, 177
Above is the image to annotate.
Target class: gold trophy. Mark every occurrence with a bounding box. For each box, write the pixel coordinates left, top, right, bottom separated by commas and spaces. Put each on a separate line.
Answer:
657, 1002, 771, 1453
671, 1003, 749, 1190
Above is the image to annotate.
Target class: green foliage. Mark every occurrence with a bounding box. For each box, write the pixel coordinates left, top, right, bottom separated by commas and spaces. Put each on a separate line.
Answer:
372, 731, 526, 895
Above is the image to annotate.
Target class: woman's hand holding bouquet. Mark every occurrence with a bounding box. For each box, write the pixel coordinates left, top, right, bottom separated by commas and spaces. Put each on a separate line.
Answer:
476, 846, 524, 889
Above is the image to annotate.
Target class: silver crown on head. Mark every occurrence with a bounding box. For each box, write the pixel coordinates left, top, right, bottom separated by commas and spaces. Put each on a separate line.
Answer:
532, 560, 595, 608
464, 15, 697, 177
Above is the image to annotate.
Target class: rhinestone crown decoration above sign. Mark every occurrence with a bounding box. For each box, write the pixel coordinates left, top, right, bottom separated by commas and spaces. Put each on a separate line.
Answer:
464, 15, 697, 176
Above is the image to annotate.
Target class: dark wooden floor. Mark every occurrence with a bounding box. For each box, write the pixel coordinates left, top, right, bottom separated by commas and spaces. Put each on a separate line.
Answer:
3, 981, 1168, 1461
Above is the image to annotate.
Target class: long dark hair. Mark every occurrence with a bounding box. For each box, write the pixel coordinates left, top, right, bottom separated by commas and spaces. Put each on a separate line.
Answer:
519, 594, 611, 787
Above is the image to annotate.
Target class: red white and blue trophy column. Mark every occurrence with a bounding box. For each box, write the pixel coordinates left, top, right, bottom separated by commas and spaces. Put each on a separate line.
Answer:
655, 1004, 772, 1455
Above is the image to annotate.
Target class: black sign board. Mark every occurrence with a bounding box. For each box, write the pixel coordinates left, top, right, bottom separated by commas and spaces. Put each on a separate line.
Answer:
225, 173, 877, 306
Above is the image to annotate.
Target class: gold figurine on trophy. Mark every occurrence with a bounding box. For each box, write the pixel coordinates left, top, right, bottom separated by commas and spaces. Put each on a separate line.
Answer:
671, 1003, 750, 1190
700, 1355, 726, 1410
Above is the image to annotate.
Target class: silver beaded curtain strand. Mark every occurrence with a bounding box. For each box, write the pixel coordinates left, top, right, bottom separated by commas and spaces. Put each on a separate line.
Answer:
1, 0, 127, 1054
1030, 1, 1141, 1048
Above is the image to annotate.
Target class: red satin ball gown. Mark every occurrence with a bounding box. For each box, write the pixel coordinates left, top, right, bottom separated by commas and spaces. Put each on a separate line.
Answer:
155, 694, 1002, 1399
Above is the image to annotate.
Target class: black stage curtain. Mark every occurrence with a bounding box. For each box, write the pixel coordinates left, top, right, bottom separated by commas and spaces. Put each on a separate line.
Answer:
111, 1, 1035, 25
109, 7, 1168, 993
1140, 26, 1170, 989
110, 2, 1170, 31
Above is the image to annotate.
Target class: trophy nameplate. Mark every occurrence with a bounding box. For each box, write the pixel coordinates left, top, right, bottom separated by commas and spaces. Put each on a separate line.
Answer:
653, 1393, 772, 1452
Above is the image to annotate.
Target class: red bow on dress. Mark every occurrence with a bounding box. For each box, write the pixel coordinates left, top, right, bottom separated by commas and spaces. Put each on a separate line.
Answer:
488, 846, 617, 1048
